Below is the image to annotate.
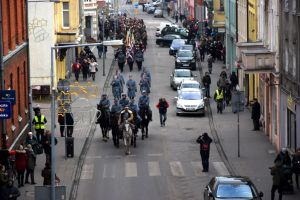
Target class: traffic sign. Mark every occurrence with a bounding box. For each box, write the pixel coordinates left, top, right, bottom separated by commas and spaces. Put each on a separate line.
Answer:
0, 101, 12, 119
0, 90, 16, 105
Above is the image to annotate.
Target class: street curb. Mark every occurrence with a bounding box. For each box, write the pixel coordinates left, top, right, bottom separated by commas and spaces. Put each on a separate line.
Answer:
69, 59, 116, 200
198, 59, 238, 176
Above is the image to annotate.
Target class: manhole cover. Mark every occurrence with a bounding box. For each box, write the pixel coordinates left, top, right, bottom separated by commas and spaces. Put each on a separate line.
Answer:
184, 128, 193, 131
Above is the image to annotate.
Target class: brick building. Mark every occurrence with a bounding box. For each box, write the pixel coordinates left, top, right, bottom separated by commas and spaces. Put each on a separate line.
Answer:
0, 0, 30, 149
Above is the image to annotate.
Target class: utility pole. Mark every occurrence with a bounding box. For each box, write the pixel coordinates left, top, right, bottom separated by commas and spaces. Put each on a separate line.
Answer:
102, 9, 106, 76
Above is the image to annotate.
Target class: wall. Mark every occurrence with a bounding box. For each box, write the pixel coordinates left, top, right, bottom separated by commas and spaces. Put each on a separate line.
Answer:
28, 2, 55, 87
237, 0, 247, 42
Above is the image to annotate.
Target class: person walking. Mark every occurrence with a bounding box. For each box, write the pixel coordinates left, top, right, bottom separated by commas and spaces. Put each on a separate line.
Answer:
72, 59, 81, 82
251, 98, 261, 131
126, 75, 137, 100
292, 149, 300, 189
25, 145, 36, 185
202, 72, 211, 98
270, 161, 284, 200
15, 145, 27, 188
197, 133, 212, 172
207, 54, 213, 74
156, 98, 169, 127
126, 52, 134, 72
117, 50, 126, 72
89, 58, 98, 81
111, 75, 122, 100
230, 71, 238, 90
57, 112, 65, 137
214, 87, 224, 114
65, 112, 74, 137
32, 109, 47, 143
41, 130, 57, 165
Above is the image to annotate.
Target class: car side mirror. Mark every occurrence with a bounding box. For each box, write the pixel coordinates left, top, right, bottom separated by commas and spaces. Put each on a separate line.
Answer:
208, 192, 213, 197
258, 192, 263, 197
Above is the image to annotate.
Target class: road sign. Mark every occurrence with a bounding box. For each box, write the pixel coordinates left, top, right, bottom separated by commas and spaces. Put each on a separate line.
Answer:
0, 90, 16, 105
0, 101, 12, 119
232, 91, 245, 113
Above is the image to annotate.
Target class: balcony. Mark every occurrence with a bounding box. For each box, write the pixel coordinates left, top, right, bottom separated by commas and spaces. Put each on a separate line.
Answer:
236, 42, 264, 62
240, 49, 275, 73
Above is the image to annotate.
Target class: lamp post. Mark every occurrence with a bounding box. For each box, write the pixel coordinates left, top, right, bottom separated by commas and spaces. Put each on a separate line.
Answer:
102, 10, 106, 76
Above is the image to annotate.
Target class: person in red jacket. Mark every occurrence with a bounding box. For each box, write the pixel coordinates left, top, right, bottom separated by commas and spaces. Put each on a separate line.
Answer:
156, 98, 169, 127
15, 145, 27, 187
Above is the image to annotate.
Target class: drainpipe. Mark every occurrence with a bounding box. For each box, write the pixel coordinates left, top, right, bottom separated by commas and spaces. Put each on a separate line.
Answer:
0, 0, 7, 149
26, 0, 33, 132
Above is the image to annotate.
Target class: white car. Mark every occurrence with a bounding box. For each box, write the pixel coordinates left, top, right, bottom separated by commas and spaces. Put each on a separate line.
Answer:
177, 79, 201, 91
156, 23, 178, 37
175, 88, 205, 116
170, 69, 196, 90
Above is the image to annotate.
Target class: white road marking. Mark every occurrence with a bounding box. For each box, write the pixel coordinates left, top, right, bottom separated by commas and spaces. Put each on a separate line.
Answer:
81, 164, 94, 180
103, 164, 116, 178
169, 161, 185, 177
191, 161, 207, 177
125, 162, 137, 177
213, 162, 230, 175
148, 161, 161, 177
147, 153, 163, 157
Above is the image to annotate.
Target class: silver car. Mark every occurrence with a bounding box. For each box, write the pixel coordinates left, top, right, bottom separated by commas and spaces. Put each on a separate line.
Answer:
170, 69, 196, 90
175, 88, 205, 116
154, 9, 163, 17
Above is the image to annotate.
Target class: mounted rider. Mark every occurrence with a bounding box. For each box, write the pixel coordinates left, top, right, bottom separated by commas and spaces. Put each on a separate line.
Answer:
139, 75, 150, 94
138, 90, 152, 121
119, 93, 130, 109
118, 106, 134, 129
110, 98, 122, 115
99, 94, 111, 112
129, 98, 142, 125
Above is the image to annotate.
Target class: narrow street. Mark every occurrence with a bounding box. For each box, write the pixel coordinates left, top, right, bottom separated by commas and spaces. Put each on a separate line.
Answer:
76, 5, 228, 200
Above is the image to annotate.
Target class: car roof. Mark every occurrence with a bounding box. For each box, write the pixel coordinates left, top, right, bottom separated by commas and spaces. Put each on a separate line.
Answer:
214, 176, 252, 184
180, 88, 201, 92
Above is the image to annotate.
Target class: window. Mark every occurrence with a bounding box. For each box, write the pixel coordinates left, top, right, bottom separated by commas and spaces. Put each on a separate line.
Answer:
17, 67, 20, 115
7, 0, 12, 50
284, 43, 289, 72
292, 44, 296, 77
62, 2, 70, 28
15, 0, 19, 44
10, 73, 14, 125
287, 109, 296, 150
23, 62, 27, 106
284, 0, 289, 11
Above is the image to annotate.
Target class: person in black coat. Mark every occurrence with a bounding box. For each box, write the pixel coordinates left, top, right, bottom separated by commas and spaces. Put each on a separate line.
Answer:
0, 179, 20, 200
202, 72, 211, 98
65, 112, 74, 137
251, 98, 261, 131
197, 133, 213, 172
230, 71, 238, 90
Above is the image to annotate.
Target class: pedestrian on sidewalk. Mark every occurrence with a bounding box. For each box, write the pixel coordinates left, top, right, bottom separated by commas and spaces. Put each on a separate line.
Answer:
89, 58, 98, 81
207, 54, 213, 74
156, 98, 169, 127
32, 109, 47, 143
292, 149, 300, 189
58, 112, 65, 137
0, 179, 21, 200
24, 132, 38, 148
72, 59, 81, 82
65, 112, 74, 137
15, 145, 27, 188
197, 133, 212, 172
230, 71, 238, 90
251, 98, 261, 131
214, 87, 224, 114
175, 12, 178, 23
42, 131, 57, 165
25, 145, 36, 185
202, 72, 211, 98
270, 161, 284, 200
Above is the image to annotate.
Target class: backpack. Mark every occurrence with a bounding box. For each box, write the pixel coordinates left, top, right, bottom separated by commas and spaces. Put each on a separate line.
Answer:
118, 53, 126, 63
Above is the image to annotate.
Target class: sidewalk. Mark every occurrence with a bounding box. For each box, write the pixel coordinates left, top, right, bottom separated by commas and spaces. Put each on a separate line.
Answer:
18, 47, 116, 200
201, 58, 300, 199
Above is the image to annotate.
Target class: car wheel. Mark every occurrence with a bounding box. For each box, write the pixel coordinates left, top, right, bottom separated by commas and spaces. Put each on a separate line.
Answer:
176, 112, 180, 116
159, 42, 164, 47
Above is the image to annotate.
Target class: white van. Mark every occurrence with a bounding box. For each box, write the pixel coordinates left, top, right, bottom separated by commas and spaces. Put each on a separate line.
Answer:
155, 22, 178, 37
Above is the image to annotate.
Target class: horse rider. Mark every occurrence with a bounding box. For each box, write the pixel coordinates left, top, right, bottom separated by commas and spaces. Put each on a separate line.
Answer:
111, 75, 122, 100
129, 98, 142, 123
138, 91, 152, 121
119, 93, 130, 109
126, 75, 137, 100
111, 98, 122, 115
140, 67, 151, 88
99, 94, 111, 113
118, 106, 134, 129
139, 75, 150, 94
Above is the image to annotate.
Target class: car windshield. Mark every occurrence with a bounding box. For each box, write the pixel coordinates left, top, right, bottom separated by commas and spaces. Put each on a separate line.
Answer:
182, 83, 199, 89
178, 51, 193, 57
175, 71, 191, 77
172, 40, 185, 46
180, 91, 202, 100
216, 183, 254, 198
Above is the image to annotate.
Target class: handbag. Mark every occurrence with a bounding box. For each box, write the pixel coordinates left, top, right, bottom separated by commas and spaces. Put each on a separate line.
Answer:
33, 144, 44, 155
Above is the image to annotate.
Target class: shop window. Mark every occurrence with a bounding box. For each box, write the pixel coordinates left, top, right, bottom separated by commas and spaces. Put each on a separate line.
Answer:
287, 109, 296, 150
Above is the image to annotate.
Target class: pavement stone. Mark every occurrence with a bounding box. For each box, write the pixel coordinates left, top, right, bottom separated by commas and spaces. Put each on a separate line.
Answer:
18, 46, 116, 200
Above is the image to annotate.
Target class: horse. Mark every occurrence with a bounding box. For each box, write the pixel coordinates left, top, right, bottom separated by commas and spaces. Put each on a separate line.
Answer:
139, 106, 151, 140
96, 104, 110, 142
110, 113, 120, 147
120, 120, 133, 155
130, 111, 139, 148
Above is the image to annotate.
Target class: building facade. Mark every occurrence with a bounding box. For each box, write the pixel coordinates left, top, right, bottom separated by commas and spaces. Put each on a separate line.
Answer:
84, 0, 100, 42
0, 0, 30, 149
225, 0, 237, 72
212, 0, 225, 34
279, 0, 300, 151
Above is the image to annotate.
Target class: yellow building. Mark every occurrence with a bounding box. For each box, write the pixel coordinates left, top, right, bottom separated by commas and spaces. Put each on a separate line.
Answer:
212, 0, 225, 34
54, 0, 82, 82
247, 0, 258, 102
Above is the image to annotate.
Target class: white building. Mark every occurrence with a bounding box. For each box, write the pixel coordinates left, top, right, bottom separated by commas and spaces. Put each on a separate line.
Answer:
28, 1, 55, 95
84, 0, 102, 41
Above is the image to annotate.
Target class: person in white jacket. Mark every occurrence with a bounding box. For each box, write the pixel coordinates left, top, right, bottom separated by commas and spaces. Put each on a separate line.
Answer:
89, 58, 98, 81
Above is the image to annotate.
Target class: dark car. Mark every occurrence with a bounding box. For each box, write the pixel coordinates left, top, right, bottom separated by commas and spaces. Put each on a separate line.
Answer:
147, 6, 156, 14
156, 34, 181, 47
204, 176, 264, 200
161, 26, 188, 39
169, 39, 186, 55
175, 49, 196, 70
